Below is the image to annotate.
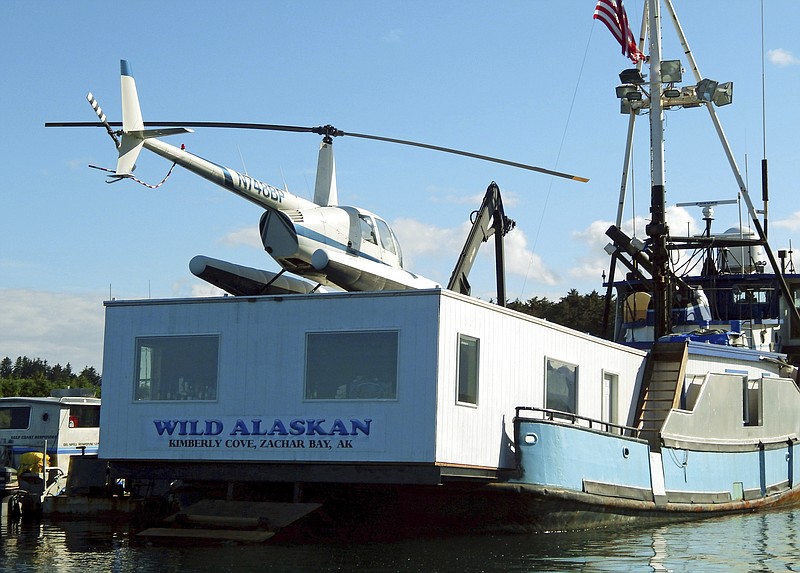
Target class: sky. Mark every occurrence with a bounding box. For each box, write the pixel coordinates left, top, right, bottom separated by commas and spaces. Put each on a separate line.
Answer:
3, 1, 800, 373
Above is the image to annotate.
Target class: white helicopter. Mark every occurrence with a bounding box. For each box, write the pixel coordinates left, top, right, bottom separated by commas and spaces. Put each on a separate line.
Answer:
48, 60, 587, 296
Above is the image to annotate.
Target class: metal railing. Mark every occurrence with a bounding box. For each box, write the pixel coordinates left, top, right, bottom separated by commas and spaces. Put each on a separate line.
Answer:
514, 406, 639, 437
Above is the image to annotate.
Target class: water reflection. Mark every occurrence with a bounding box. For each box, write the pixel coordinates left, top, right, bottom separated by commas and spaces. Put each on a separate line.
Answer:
1, 509, 800, 572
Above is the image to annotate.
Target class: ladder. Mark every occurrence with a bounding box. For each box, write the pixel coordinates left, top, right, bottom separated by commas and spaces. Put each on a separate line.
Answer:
633, 341, 688, 451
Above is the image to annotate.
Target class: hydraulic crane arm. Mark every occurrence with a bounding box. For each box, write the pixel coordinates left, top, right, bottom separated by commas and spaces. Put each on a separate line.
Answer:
447, 182, 515, 306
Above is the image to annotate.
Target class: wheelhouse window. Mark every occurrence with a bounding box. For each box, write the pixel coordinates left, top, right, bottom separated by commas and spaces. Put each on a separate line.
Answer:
68, 405, 101, 428
545, 358, 577, 414
457, 334, 479, 405
305, 331, 398, 400
743, 378, 763, 427
0, 406, 30, 430
135, 335, 219, 401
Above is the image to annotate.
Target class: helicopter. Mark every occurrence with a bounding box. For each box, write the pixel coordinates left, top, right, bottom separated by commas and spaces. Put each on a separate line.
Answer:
47, 60, 588, 296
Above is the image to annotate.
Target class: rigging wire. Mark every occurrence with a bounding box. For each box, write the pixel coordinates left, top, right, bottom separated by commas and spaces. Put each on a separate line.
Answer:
519, 17, 596, 302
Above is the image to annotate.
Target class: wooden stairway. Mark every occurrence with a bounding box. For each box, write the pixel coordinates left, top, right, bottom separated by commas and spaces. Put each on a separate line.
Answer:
633, 341, 688, 451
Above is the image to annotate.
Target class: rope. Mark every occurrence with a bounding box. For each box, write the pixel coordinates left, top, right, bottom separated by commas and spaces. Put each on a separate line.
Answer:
88, 162, 178, 189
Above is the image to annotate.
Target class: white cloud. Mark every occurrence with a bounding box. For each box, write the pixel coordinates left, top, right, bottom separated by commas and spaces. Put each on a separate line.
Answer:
391, 217, 467, 275
190, 283, 227, 298
768, 48, 800, 67
391, 217, 558, 288
772, 210, 800, 231
502, 228, 558, 285
569, 206, 700, 281
220, 226, 262, 249
0, 289, 105, 372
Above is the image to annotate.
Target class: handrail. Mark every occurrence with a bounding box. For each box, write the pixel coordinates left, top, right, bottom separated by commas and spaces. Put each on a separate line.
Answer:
515, 406, 639, 437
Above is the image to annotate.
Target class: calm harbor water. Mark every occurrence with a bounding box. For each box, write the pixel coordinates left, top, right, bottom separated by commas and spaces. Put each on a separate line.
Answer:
2, 508, 799, 572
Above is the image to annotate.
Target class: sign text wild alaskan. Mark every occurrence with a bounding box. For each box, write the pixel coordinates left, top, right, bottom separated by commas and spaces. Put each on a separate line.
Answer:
152, 417, 372, 451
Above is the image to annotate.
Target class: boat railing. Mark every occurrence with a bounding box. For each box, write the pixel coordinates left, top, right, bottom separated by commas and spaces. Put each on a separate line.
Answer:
515, 406, 639, 437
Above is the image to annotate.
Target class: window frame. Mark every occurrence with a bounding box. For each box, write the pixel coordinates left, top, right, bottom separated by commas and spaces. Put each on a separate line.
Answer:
133, 334, 220, 402
304, 330, 400, 401
544, 357, 578, 415
0, 406, 31, 430
456, 334, 479, 406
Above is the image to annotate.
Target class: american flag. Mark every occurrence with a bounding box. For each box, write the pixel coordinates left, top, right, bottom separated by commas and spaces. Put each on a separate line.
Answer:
593, 0, 646, 64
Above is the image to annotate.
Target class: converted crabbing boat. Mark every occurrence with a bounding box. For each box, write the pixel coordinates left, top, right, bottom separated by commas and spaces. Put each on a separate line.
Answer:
60, 0, 800, 539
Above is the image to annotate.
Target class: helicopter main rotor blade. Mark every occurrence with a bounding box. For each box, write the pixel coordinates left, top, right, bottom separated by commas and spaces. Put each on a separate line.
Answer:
340, 130, 588, 182
45, 121, 588, 182
45, 121, 318, 133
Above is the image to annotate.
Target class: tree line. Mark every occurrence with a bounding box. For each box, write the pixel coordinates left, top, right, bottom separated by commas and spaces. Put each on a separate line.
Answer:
507, 289, 610, 339
0, 356, 101, 398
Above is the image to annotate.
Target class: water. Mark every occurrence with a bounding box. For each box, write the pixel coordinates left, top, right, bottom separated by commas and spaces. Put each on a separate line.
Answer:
2, 508, 799, 572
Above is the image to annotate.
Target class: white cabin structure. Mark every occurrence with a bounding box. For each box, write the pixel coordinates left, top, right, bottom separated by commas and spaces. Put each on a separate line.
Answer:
99, 289, 647, 485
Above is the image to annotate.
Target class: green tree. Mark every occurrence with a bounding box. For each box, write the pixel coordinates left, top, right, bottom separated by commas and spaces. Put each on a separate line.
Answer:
509, 289, 611, 339
0, 357, 11, 378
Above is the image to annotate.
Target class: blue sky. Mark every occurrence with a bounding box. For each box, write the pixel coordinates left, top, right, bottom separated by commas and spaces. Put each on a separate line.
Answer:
3, 1, 800, 372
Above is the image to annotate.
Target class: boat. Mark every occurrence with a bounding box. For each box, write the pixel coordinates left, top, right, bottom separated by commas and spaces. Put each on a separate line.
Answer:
64, 0, 800, 539
500, 0, 800, 530
0, 390, 100, 518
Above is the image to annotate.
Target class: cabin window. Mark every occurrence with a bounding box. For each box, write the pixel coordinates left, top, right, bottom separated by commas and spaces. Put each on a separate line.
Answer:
457, 334, 479, 405
68, 405, 100, 428
134, 335, 219, 401
374, 218, 397, 255
545, 358, 577, 414
743, 378, 763, 426
0, 406, 30, 430
359, 215, 377, 245
305, 331, 398, 400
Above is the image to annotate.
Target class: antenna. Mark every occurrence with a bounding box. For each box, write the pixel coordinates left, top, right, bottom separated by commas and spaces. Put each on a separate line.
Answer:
237, 145, 248, 175
761, 0, 769, 238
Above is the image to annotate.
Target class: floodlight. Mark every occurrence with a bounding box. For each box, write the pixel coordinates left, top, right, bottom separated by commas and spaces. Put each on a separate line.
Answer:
660, 60, 683, 83
712, 81, 733, 106
619, 68, 646, 85
695, 79, 719, 103
663, 88, 681, 98
616, 84, 639, 99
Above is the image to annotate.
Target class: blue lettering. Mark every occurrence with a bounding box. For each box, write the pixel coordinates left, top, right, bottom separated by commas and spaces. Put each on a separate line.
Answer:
305, 419, 328, 435
329, 419, 350, 436
153, 420, 180, 436
289, 419, 306, 435
229, 419, 251, 436
177, 420, 189, 436
268, 420, 288, 435
351, 418, 371, 436
205, 420, 223, 435
251, 419, 268, 436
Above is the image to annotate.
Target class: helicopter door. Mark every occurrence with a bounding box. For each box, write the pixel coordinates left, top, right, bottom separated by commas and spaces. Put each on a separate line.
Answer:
356, 214, 383, 260
374, 217, 402, 268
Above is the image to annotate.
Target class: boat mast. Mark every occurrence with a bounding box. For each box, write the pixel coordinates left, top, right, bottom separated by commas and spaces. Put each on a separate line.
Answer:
663, 0, 800, 336
614, 3, 649, 229
646, 0, 672, 340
